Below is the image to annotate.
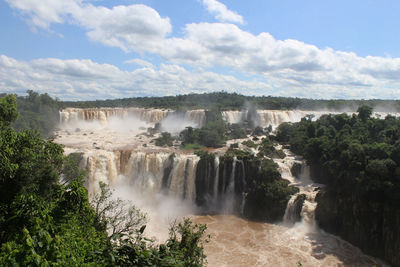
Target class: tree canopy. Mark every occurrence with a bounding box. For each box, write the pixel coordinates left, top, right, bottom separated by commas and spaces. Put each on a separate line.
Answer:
276, 107, 400, 266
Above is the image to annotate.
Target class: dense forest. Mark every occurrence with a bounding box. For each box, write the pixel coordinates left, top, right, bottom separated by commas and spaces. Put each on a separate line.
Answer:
62, 91, 400, 111
0, 90, 62, 138
0, 95, 208, 266
276, 106, 400, 266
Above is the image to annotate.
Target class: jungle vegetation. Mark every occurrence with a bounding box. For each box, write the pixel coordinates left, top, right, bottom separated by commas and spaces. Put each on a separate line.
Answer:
0, 95, 208, 266
0, 90, 62, 138
276, 105, 400, 266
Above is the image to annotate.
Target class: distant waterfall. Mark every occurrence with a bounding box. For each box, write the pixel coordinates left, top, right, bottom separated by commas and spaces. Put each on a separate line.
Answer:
222, 110, 325, 129
62, 108, 400, 132
60, 107, 171, 124
60, 108, 206, 131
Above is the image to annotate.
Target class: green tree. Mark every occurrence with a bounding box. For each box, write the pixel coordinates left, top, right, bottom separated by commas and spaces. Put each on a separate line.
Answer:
0, 94, 18, 126
155, 132, 174, 146
357, 105, 373, 122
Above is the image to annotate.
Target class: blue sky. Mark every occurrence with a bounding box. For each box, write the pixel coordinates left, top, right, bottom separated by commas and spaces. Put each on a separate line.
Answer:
0, 0, 400, 100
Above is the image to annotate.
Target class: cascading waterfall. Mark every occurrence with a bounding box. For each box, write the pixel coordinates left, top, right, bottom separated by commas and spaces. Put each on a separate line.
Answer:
223, 157, 237, 213
212, 156, 220, 206
221, 110, 244, 124
60, 108, 207, 128
80, 150, 119, 193
74, 130, 324, 226
227, 157, 237, 195
238, 159, 247, 215
79, 150, 200, 202
78, 148, 248, 215
275, 149, 321, 228
62, 108, 400, 133
192, 155, 250, 215
222, 109, 400, 130
60, 107, 172, 124
183, 110, 206, 127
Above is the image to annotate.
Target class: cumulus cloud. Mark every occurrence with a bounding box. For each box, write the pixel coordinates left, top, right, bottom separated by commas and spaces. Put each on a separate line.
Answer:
5, 0, 400, 99
159, 23, 400, 96
2, 54, 399, 100
79, 4, 172, 52
6, 0, 171, 52
5, 0, 80, 29
201, 0, 244, 24
0, 55, 272, 100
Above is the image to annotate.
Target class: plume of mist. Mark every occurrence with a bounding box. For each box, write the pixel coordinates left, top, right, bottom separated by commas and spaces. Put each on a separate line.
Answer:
160, 112, 200, 134
111, 175, 196, 242
59, 115, 151, 134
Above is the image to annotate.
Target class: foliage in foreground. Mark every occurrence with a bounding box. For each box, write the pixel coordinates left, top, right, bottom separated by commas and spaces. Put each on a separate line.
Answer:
0, 95, 208, 266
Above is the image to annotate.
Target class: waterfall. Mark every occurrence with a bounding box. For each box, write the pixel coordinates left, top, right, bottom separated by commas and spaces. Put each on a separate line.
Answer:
221, 110, 244, 124
275, 150, 321, 228
60, 108, 207, 129
227, 157, 236, 194
238, 160, 246, 215
213, 156, 220, 205
60, 107, 172, 125
62, 108, 400, 129
184, 110, 206, 127
80, 149, 200, 201
80, 150, 120, 194
221, 157, 237, 213
71, 125, 321, 222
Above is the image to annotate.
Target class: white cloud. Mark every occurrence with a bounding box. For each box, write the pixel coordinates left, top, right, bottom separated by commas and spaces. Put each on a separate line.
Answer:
1, 55, 399, 100
201, 0, 244, 24
79, 4, 172, 52
5, 0, 400, 99
6, 0, 172, 52
0, 55, 272, 100
158, 22, 400, 98
5, 0, 80, 30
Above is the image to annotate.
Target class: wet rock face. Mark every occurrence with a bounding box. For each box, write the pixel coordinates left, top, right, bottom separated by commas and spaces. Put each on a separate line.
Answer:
315, 184, 400, 267
290, 162, 302, 178
288, 194, 306, 223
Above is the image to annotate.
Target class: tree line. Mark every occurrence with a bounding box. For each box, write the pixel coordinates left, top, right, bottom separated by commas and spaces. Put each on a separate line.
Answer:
62, 91, 400, 112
